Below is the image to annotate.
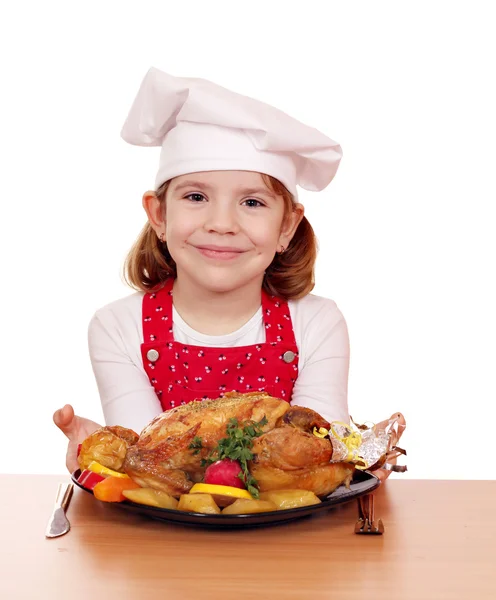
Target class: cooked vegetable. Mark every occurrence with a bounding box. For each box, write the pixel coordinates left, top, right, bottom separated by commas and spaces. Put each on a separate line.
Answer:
222, 499, 278, 514
93, 476, 141, 502
259, 489, 321, 509
122, 488, 178, 509
204, 458, 245, 489
177, 493, 221, 514
78, 426, 138, 471
77, 469, 105, 491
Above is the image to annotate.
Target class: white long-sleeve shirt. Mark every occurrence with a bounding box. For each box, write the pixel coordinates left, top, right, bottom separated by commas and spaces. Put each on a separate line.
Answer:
88, 291, 350, 434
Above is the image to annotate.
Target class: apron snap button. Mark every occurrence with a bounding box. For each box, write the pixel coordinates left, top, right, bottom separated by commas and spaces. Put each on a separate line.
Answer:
282, 351, 295, 363
147, 349, 160, 362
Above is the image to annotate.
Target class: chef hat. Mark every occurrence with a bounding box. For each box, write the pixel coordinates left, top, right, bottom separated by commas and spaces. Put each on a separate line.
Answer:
121, 67, 342, 198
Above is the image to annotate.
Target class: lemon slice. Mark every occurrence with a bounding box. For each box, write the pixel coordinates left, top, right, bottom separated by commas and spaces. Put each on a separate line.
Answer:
189, 483, 252, 507
87, 461, 130, 479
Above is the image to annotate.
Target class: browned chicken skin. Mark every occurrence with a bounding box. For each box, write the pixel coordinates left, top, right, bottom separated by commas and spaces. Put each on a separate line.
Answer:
251, 406, 354, 496
251, 427, 333, 471
123, 392, 288, 494
275, 405, 331, 433
79, 393, 354, 498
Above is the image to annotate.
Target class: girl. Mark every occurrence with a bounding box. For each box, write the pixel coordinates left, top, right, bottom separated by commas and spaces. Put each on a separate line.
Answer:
54, 67, 393, 480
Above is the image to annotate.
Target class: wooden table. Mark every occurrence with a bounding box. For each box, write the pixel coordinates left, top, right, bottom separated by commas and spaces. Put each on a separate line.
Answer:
1, 476, 495, 599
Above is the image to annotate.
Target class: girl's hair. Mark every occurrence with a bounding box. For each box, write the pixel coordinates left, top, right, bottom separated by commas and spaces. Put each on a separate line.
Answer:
123, 174, 317, 300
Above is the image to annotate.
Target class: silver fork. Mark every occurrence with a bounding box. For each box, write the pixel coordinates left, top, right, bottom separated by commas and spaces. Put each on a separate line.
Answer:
355, 494, 384, 535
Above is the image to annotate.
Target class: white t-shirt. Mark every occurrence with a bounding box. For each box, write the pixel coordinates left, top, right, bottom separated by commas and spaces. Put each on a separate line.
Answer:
88, 291, 350, 434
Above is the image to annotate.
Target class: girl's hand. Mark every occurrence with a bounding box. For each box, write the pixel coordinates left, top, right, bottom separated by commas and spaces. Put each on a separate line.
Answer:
53, 404, 101, 473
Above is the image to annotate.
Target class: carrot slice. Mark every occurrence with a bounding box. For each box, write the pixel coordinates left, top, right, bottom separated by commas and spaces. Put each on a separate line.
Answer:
93, 476, 141, 502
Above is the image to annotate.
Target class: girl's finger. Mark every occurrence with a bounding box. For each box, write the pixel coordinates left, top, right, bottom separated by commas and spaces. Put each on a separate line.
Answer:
53, 404, 77, 436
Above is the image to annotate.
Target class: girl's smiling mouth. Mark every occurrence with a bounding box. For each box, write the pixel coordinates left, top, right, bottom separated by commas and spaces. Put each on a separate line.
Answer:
194, 244, 248, 260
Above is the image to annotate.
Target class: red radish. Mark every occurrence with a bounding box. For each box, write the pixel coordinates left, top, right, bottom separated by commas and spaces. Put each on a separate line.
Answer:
77, 469, 105, 491
204, 459, 246, 489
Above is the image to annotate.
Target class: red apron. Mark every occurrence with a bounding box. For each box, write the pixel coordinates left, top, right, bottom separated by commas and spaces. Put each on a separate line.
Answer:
141, 278, 299, 410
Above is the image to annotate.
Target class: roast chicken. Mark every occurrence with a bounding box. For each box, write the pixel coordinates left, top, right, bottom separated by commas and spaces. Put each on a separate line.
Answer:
78, 392, 354, 498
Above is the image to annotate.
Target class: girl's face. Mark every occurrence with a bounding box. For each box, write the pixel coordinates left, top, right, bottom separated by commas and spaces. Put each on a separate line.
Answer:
144, 170, 303, 294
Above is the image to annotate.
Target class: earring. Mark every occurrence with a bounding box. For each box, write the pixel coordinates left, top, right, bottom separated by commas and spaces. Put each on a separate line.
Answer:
159, 232, 166, 243
277, 245, 286, 255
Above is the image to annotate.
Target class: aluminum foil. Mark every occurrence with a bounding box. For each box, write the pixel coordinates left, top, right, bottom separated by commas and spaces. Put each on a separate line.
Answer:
325, 413, 407, 471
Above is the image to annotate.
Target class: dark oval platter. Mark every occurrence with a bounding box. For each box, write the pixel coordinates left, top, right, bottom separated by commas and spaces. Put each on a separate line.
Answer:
72, 468, 380, 529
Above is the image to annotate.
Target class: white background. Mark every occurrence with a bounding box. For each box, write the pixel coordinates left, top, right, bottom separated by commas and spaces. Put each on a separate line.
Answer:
1, 1, 494, 479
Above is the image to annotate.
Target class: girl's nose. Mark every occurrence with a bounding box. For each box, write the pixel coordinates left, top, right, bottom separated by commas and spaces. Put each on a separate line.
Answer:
203, 204, 240, 234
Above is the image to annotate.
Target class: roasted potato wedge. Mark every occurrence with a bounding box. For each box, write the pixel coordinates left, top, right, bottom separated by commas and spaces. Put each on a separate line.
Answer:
259, 489, 321, 510
177, 493, 221, 514
122, 488, 178, 509
222, 499, 278, 514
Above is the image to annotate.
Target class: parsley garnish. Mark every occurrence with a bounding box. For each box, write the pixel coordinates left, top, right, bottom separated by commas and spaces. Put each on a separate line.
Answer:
188, 436, 204, 455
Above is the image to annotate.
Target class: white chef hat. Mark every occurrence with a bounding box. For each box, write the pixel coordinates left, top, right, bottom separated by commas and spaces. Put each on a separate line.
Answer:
121, 67, 342, 198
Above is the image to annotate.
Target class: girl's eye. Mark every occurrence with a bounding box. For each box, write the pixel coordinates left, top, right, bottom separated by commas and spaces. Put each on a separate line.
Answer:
243, 198, 264, 208
185, 193, 206, 202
